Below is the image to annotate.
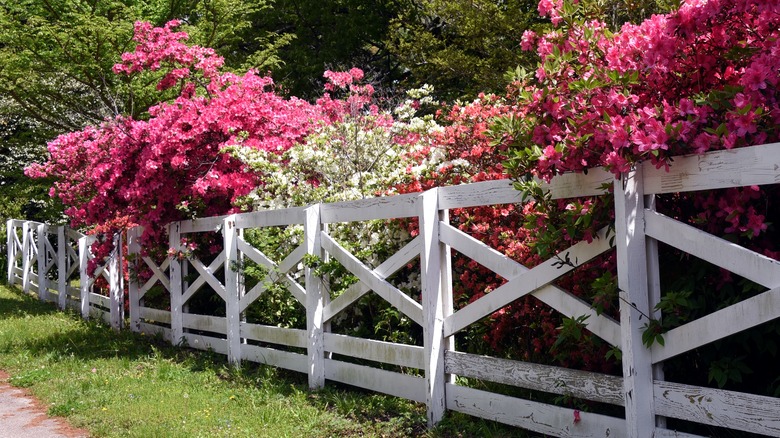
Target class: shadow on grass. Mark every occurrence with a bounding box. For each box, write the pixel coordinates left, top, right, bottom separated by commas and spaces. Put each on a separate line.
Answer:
0, 287, 527, 437
0, 288, 304, 395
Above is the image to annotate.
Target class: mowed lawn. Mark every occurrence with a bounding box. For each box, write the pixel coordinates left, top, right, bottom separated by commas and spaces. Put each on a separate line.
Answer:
0, 284, 524, 437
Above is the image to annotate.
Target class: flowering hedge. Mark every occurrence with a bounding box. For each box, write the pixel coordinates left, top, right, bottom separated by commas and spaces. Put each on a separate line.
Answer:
25, 0, 780, 397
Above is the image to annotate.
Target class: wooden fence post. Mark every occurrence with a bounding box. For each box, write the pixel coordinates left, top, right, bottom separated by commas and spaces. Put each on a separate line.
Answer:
169, 222, 184, 345
79, 235, 91, 319
127, 227, 142, 332
57, 226, 67, 309
614, 168, 655, 437
644, 194, 666, 427
22, 222, 31, 293
109, 233, 124, 331
224, 215, 242, 367
37, 224, 46, 300
304, 203, 325, 389
420, 188, 448, 427
6, 219, 14, 285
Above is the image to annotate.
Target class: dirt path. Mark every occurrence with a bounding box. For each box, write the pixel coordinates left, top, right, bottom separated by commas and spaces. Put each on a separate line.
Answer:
0, 371, 90, 438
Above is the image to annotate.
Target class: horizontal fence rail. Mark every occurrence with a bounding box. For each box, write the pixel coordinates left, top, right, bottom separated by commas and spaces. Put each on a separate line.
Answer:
6, 143, 780, 437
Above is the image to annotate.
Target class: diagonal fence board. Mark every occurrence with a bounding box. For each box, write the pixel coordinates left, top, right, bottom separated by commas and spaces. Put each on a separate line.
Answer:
323, 236, 421, 322
181, 251, 226, 304
652, 286, 780, 363
645, 210, 780, 289
321, 233, 423, 326
444, 227, 612, 337
440, 223, 620, 345
236, 237, 306, 309
187, 254, 228, 302
140, 257, 171, 298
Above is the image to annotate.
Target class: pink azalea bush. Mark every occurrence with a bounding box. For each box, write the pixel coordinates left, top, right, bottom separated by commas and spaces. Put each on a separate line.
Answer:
26, 21, 325, 253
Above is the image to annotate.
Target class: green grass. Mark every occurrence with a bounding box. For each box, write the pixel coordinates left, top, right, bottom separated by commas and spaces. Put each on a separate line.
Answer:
0, 283, 529, 437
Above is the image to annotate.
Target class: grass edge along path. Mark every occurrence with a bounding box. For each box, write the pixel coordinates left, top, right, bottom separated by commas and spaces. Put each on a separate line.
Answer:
0, 284, 527, 437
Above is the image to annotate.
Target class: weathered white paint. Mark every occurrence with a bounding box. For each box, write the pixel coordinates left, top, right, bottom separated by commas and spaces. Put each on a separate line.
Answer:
644, 195, 666, 428
440, 221, 620, 345
242, 344, 308, 374
652, 286, 780, 363
127, 227, 142, 332
187, 254, 227, 302
168, 223, 184, 344
183, 333, 228, 355
437, 179, 521, 210
236, 237, 306, 308
322, 233, 424, 326
139, 306, 172, 324
36, 223, 46, 298
645, 209, 780, 288
324, 359, 426, 403
234, 206, 306, 229
653, 428, 705, 438
6, 220, 16, 284
323, 236, 421, 322
240, 323, 307, 348
304, 203, 325, 389
57, 226, 67, 310
138, 322, 172, 342
90, 293, 111, 309
614, 168, 656, 438
654, 380, 780, 436
140, 256, 171, 298
182, 313, 227, 335
78, 235, 94, 319
420, 188, 447, 426
436, 170, 612, 210
643, 142, 780, 194
323, 333, 424, 369
446, 384, 626, 437
446, 351, 624, 406
320, 193, 419, 223
444, 227, 612, 337
179, 215, 229, 234
224, 215, 242, 366
109, 233, 123, 331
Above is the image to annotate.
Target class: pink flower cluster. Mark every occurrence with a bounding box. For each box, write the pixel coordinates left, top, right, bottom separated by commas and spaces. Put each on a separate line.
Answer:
27, 21, 326, 251
514, 0, 780, 181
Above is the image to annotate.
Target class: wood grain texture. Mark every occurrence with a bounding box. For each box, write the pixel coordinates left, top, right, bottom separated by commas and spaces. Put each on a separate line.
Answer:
323, 236, 421, 323
320, 193, 419, 223
445, 351, 624, 406
652, 286, 780, 363
645, 210, 780, 289
234, 206, 306, 229
242, 344, 308, 374
440, 222, 620, 345
642, 143, 780, 194
240, 323, 306, 348
324, 359, 426, 403
446, 384, 626, 437
322, 232, 423, 326
654, 380, 780, 437
182, 313, 227, 335
324, 333, 424, 369
444, 227, 611, 337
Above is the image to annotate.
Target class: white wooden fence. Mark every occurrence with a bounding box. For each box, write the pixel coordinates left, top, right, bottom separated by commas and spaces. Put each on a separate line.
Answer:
6, 142, 780, 437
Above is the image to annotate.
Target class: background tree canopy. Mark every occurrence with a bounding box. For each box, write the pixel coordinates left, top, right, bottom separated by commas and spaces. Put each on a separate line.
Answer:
0, 0, 670, 231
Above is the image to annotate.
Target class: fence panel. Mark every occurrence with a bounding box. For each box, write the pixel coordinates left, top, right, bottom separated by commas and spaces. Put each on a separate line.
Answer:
6, 142, 780, 438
